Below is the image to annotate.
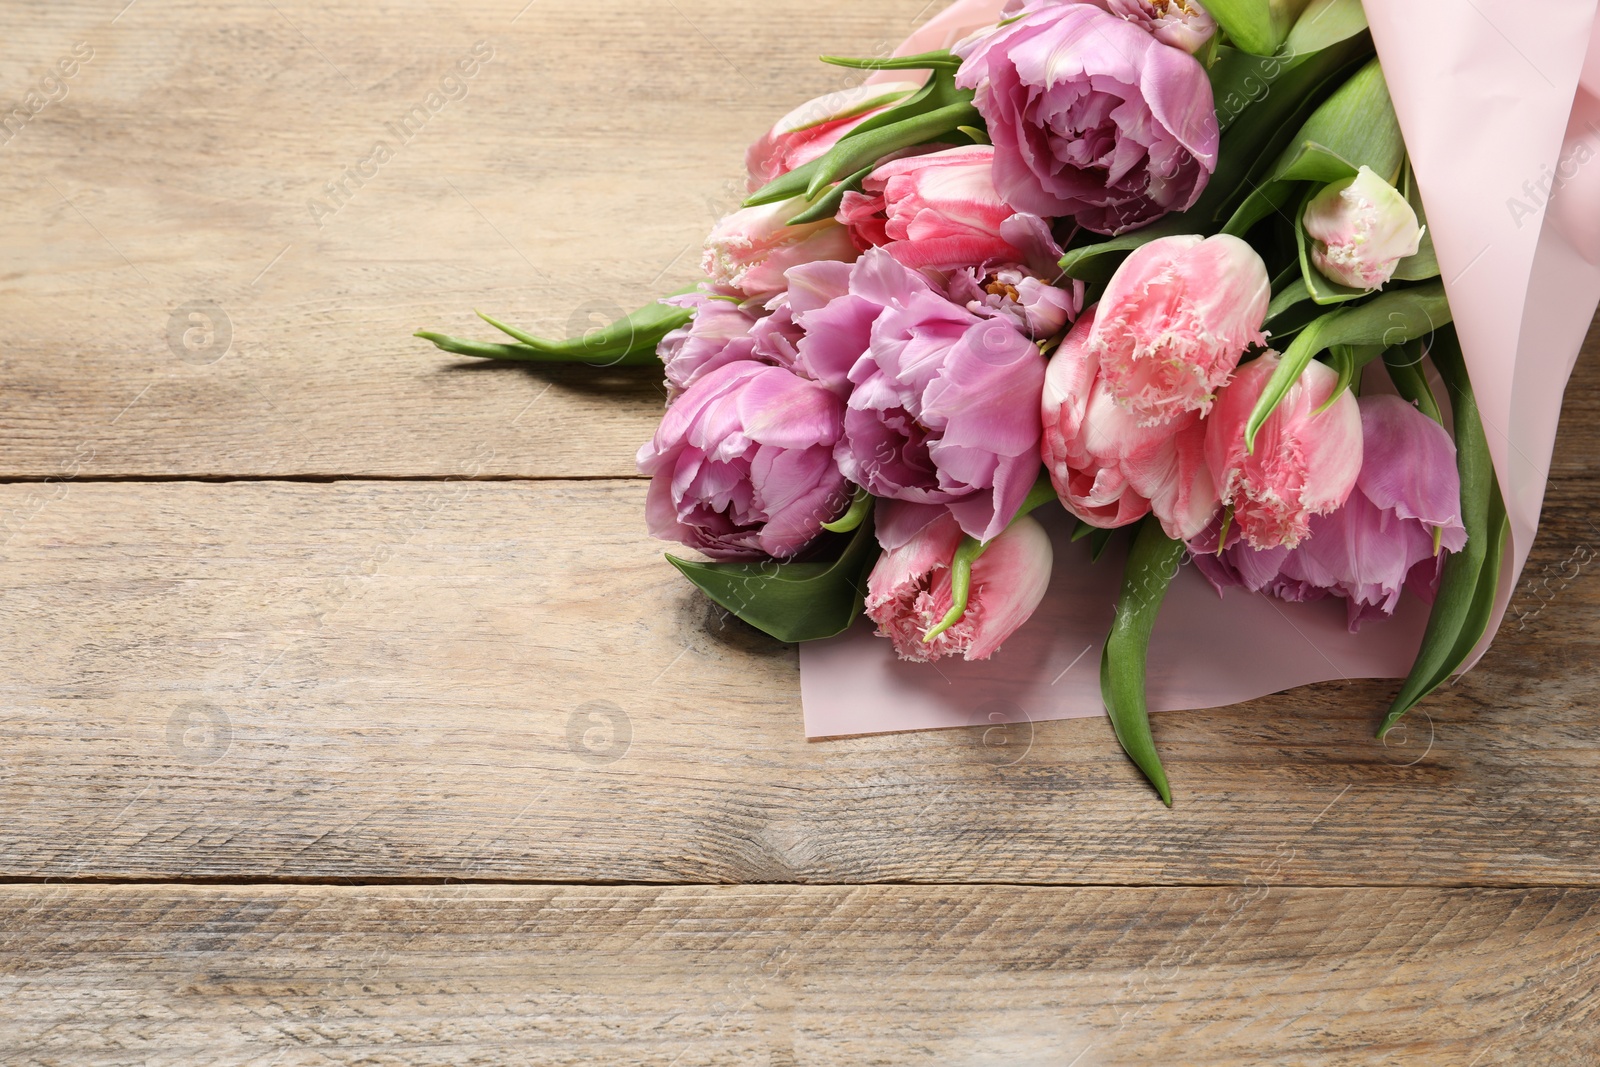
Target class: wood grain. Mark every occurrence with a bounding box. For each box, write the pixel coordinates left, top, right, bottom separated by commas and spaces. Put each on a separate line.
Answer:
0, 0, 935, 479
3, 475, 1599, 886
1, 885, 1595, 1066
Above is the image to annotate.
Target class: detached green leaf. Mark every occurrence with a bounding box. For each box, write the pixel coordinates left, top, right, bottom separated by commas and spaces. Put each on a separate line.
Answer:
1244, 280, 1451, 450
416, 290, 694, 368
666, 511, 881, 644
1100, 519, 1184, 807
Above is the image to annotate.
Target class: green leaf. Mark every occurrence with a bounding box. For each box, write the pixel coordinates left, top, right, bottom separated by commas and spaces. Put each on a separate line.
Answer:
416, 289, 695, 368
1244, 281, 1451, 450
666, 510, 881, 644
820, 50, 960, 72
1100, 519, 1184, 807
1207, 0, 1313, 56
803, 102, 981, 198
1381, 340, 1443, 424
1378, 330, 1506, 736
1283, 0, 1369, 55
1391, 160, 1440, 282
785, 166, 874, 226
1057, 217, 1189, 284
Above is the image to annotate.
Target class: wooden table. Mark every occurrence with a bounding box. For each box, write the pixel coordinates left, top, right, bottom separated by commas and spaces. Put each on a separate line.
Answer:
3, 2, 1598, 1063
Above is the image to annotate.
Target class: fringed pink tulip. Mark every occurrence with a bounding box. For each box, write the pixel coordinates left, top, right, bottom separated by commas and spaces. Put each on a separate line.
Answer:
1303, 166, 1425, 291
746, 81, 922, 190
1091, 234, 1270, 426
1205, 354, 1364, 550
954, 2, 1219, 234
838, 145, 1033, 271
1042, 307, 1218, 540
703, 196, 860, 299
1192, 394, 1467, 631
637, 361, 850, 561
866, 510, 1053, 663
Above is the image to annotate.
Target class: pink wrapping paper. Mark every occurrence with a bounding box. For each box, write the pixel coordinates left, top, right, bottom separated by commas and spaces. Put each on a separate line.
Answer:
803, 0, 1600, 738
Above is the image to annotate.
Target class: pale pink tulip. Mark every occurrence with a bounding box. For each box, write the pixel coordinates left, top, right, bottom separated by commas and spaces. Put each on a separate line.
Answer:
837, 145, 1033, 271
1042, 307, 1218, 540
1205, 354, 1364, 550
865, 510, 1053, 662
1091, 234, 1270, 426
1192, 394, 1467, 631
1303, 166, 1425, 291
703, 196, 860, 299
746, 81, 922, 190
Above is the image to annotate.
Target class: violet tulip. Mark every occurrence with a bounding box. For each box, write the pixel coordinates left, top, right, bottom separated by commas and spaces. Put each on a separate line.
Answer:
838, 145, 1035, 271
953, 2, 1219, 234
1193, 394, 1467, 630
703, 196, 860, 299
636, 361, 850, 561
1042, 307, 1218, 540
1205, 355, 1364, 550
865, 510, 1053, 662
794, 249, 1048, 543
1090, 234, 1270, 426
1303, 166, 1425, 291
746, 81, 922, 190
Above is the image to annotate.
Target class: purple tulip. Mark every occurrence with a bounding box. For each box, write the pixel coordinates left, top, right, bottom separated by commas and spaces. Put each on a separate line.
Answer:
1191, 394, 1468, 631
794, 249, 1047, 544
636, 360, 851, 561
954, 1, 1220, 235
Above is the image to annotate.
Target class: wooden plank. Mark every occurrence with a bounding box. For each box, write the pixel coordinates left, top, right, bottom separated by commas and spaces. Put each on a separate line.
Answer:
3, 477, 1599, 886
0, 0, 933, 478
1, 885, 1595, 1066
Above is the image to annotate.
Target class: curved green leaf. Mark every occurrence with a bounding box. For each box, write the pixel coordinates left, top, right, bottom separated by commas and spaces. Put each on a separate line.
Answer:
1100, 519, 1184, 807
666, 510, 880, 644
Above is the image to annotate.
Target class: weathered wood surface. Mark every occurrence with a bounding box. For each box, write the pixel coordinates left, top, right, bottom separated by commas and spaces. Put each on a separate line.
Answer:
2, 885, 1596, 1066
3, 476, 1599, 886
1, 0, 942, 479
4, 0, 1600, 1060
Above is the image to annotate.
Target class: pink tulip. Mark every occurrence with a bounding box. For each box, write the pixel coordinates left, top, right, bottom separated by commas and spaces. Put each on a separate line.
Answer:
1091, 234, 1271, 426
837, 146, 1035, 271
1205, 354, 1364, 550
954, 2, 1220, 234
1192, 394, 1467, 631
656, 286, 795, 397
1042, 306, 1218, 540
636, 361, 850, 561
1107, 0, 1218, 54
746, 81, 922, 190
866, 510, 1053, 662
1303, 166, 1425, 291
703, 196, 860, 299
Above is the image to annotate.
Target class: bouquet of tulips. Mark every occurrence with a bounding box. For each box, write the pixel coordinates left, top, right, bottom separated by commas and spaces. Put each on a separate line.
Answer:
420, 0, 1514, 804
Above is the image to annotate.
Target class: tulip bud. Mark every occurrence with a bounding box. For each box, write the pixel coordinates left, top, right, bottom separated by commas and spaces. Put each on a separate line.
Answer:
1090, 234, 1270, 426
703, 196, 861, 299
1303, 166, 1424, 291
865, 511, 1053, 663
746, 81, 922, 190
1106, 0, 1218, 54
1204, 354, 1364, 550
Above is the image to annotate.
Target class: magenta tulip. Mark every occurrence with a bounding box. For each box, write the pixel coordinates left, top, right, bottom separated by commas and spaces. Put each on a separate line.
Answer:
1205, 355, 1364, 550
1090, 234, 1270, 426
794, 249, 1048, 543
1192, 394, 1467, 631
636, 361, 850, 561
866, 510, 1053, 662
1042, 306, 1218, 540
953, 2, 1220, 234
746, 81, 922, 190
